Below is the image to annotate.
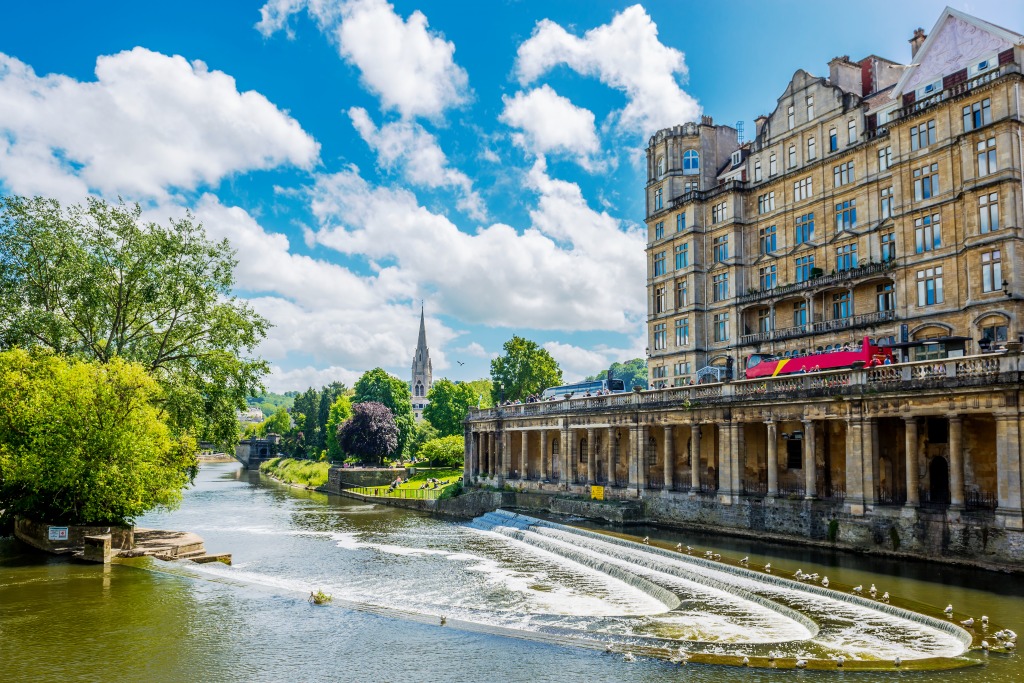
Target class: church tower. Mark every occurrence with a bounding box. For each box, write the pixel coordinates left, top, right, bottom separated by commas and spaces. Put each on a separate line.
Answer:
411, 305, 433, 422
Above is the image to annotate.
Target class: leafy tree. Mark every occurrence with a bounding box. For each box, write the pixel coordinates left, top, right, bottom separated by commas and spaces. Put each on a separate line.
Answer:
315, 382, 347, 452
337, 402, 398, 465
423, 379, 477, 437
0, 349, 197, 526
587, 358, 648, 390
464, 379, 494, 409
489, 336, 562, 403
407, 421, 439, 461
325, 394, 352, 461
353, 368, 415, 455
0, 196, 268, 448
418, 435, 465, 468
292, 387, 320, 456
262, 406, 292, 437
247, 391, 295, 418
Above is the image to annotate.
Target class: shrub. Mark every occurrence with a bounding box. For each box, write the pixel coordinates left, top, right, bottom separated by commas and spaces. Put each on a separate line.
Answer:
417, 435, 464, 468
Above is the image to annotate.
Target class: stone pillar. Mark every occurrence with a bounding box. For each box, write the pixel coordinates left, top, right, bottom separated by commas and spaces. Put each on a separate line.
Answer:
539, 430, 549, 481
606, 427, 615, 486
501, 430, 510, 481
629, 424, 647, 492
803, 419, 817, 499
862, 418, 877, 506
845, 416, 866, 515
521, 430, 529, 479
586, 427, 596, 485
904, 417, 919, 507
690, 424, 701, 491
663, 425, 674, 490
948, 416, 964, 509
717, 421, 738, 504
560, 428, 569, 485
464, 429, 473, 481
484, 432, 492, 477
995, 414, 1023, 528
766, 421, 778, 498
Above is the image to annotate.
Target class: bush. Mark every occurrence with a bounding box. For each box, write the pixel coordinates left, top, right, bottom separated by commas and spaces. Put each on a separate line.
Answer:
259, 458, 330, 488
417, 435, 464, 468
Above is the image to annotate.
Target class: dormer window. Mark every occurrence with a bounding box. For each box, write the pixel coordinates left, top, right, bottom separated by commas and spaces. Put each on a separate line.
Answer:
731, 151, 742, 166
683, 150, 700, 175
916, 79, 942, 98
969, 54, 998, 76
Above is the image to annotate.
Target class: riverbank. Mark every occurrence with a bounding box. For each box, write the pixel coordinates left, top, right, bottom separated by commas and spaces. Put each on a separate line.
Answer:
259, 457, 331, 488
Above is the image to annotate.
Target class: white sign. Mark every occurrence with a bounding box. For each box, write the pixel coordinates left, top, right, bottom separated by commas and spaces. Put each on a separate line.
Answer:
48, 526, 69, 541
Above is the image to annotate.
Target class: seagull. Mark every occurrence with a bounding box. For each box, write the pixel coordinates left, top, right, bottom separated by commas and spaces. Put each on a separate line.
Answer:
853, 584, 863, 594
705, 550, 714, 558
457, 360, 465, 366
882, 591, 890, 603
794, 568, 804, 579
741, 656, 749, 666
713, 553, 722, 561
870, 584, 878, 598
676, 543, 683, 551
835, 656, 845, 667
764, 563, 772, 572
981, 615, 989, 626
821, 576, 829, 588
981, 640, 990, 651
1005, 629, 1017, 641
642, 536, 649, 544
894, 656, 902, 667
623, 653, 636, 663
740, 556, 749, 565
686, 545, 693, 554
944, 604, 954, 616
795, 659, 807, 668
605, 643, 613, 653
1006, 641, 1016, 650
962, 617, 975, 628
440, 615, 447, 626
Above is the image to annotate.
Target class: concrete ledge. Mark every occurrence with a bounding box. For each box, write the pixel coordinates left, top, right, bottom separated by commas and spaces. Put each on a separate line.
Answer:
14, 518, 133, 554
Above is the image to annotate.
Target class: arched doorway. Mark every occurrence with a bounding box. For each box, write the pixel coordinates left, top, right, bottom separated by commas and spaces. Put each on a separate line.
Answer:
929, 456, 950, 505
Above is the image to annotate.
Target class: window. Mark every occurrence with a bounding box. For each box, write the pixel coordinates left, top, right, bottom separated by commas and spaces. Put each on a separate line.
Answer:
759, 225, 777, 254
683, 150, 700, 175
877, 283, 894, 311
806, 96, 814, 120
916, 267, 944, 306
654, 187, 663, 210
675, 280, 688, 307
981, 323, 1008, 343
979, 192, 999, 233
835, 199, 857, 232
674, 244, 689, 270
878, 145, 892, 172
970, 55, 997, 77
788, 145, 797, 168
833, 161, 854, 187
731, 151, 742, 166
807, 136, 816, 160
684, 180, 698, 193
848, 119, 857, 145
963, 98, 991, 132
832, 291, 851, 319
712, 201, 727, 223
977, 137, 996, 177
713, 272, 729, 301
788, 106, 795, 130
713, 234, 729, 262
653, 250, 666, 275
914, 213, 941, 253
754, 159, 762, 182
794, 177, 812, 201
795, 255, 815, 282
654, 221, 664, 240
880, 186, 893, 220
758, 308, 773, 333
880, 231, 896, 261
758, 191, 776, 214
656, 156, 665, 176
654, 286, 666, 313
675, 317, 690, 346
759, 264, 777, 290
795, 213, 815, 244
676, 212, 686, 232
910, 120, 936, 150
713, 313, 729, 342
654, 323, 667, 350
982, 250, 1002, 293
836, 242, 857, 271
913, 163, 939, 200
793, 300, 807, 327
674, 361, 691, 376
769, 153, 777, 176
829, 128, 837, 151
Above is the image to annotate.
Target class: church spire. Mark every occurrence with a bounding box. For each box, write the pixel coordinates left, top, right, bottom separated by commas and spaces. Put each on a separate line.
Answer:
411, 302, 432, 421
416, 303, 428, 357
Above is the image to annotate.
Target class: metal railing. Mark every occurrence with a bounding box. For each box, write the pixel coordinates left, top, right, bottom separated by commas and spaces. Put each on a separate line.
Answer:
893, 65, 1013, 121
966, 490, 998, 511
737, 261, 893, 305
349, 485, 445, 500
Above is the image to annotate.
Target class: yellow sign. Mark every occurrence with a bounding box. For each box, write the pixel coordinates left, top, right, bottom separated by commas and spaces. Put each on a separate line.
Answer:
591, 485, 605, 500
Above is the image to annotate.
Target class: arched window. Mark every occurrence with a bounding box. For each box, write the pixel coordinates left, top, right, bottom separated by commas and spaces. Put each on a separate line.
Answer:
656, 155, 665, 177
683, 150, 699, 175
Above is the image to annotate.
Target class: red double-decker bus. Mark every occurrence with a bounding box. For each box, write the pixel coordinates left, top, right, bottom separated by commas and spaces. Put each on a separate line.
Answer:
744, 336, 895, 379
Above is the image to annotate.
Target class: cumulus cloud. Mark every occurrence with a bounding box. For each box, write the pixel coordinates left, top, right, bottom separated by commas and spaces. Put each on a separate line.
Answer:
454, 341, 488, 358
515, 5, 700, 136
265, 364, 363, 393
348, 106, 485, 219
257, 0, 469, 120
0, 48, 319, 201
500, 85, 604, 170
544, 337, 646, 382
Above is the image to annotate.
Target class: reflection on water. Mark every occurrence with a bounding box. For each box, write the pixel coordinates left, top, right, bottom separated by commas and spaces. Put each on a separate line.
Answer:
0, 461, 1020, 682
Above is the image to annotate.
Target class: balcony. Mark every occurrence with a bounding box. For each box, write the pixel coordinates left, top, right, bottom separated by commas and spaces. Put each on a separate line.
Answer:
669, 179, 748, 209
740, 309, 896, 345
892, 63, 1016, 122
737, 261, 892, 306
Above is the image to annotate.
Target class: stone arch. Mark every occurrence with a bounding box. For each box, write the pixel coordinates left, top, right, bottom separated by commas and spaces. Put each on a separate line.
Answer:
909, 322, 952, 339
929, 455, 950, 505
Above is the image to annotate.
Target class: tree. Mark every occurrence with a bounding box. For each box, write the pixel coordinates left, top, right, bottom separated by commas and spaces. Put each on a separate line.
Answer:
0, 349, 197, 526
0, 196, 268, 448
489, 336, 562, 403
407, 421, 439, 461
292, 387, 320, 456
262, 406, 292, 437
315, 382, 347, 453
325, 394, 352, 460
464, 379, 494, 409
418, 435, 465, 468
353, 368, 415, 455
337, 402, 398, 465
423, 379, 477, 437
588, 358, 648, 390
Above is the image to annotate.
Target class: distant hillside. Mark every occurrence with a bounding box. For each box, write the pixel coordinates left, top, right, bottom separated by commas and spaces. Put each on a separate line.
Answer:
247, 391, 297, 418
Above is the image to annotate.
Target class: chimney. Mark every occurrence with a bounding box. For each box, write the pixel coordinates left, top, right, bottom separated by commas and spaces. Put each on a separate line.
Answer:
828, 56, 861, 94
909, 28, 927, 58
700, 115, 713, 126
754, 115, 769, 137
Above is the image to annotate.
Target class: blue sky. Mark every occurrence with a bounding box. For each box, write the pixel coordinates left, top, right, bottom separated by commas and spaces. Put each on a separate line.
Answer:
0, 0, 1020, 392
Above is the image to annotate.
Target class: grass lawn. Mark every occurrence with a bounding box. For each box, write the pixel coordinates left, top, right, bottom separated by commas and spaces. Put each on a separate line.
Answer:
259, 457, 331, 488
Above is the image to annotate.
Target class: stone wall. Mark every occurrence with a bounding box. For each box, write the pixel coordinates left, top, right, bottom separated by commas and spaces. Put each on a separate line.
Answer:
326, 467, 407, 491
14, 518, 133, 554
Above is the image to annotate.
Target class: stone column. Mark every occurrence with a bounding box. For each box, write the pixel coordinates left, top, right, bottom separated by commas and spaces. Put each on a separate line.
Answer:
845, 416, 866, 515
501, 430, 510, 481
862, 418, 877, 506
629, 424, 647, 492
948, 416, 964, 509
606, 427, 616, 486
521, 430, 529, 480
663, 425, 674, 490
464, 429, 473, 481
560, 428, 569, 485
904, 417, 919, 507
766, 421, 778, 498
586, 427, 596, 485
483, 432, 490, 477
690, 424, 701, 491
717, 421, 737, 504
539, 430, 549, 481
803, 419, 817, 499
995, 414, 1023, 528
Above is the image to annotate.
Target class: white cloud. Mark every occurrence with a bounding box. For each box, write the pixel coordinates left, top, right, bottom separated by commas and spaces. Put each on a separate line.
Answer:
500, 85, 604, 170
544, 336, 646, 382
515, 5, 700, 136
0, 48, 319, 201
257, 0, 469, 120
265, 364, 363, 393
455, 342, 487, 358
348, 107, 485, 219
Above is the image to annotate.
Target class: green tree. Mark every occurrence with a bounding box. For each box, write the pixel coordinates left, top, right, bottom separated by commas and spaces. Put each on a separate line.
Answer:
292, 387, 320, 456
262, 406, 292, 437
353, 368, 415, 455
315, 382, 347, 453
407, 420, 439, 461
337, 401, 398, 465
0, 349, 197, 526
418, 435, 465, 468
0, 196, 268, 448
489, 336, 563, 403
325, 394, 352, 461
587, 358, 648, 390
423, 379, 477, 437
464, 379, 494, 409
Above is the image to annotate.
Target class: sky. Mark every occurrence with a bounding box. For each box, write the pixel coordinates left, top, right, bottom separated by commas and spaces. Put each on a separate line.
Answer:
0, 0, 1021, 392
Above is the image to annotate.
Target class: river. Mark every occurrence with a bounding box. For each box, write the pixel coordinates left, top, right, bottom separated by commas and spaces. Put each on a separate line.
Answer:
0, 461, 1020, 682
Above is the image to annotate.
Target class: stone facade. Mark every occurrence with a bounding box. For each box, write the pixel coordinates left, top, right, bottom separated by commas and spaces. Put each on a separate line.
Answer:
411, 306, 433, 422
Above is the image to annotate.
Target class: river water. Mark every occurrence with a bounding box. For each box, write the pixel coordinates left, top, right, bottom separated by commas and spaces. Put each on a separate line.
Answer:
1, 461, 1020, 682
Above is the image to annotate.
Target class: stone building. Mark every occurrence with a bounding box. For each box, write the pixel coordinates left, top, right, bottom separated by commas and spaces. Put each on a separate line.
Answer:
464, 8, 1024, 569
411, 305, 433, 422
